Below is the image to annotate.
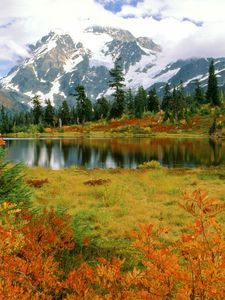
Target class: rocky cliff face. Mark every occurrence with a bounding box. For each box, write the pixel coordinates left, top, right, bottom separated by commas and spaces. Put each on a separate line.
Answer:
0, 26, 225, 108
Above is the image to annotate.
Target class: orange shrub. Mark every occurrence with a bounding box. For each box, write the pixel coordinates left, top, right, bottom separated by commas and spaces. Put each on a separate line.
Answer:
1, 190, 225, 299
26, 178, 49, 188
0, 136, 5, 145
0, 204, 74, 299
63, 190, 225, 299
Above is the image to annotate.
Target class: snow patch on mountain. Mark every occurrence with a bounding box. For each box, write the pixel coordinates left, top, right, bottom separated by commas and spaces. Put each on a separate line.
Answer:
64, 56, 83, 73
1, 26, 225, 108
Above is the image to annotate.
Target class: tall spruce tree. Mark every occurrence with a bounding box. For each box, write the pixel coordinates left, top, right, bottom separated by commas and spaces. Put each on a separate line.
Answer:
44, 99, 55, 126
109, 58, 125, 118
194, 80, 205, 105
59, 100, 70, 125
0, 106, 12, 133
94, 97, 110, 120
75, 85, 92, 123
161, 84, 172, 111
134, 86, 147, 118
206, 60, 220, 106
32, 95, 43, 124
172, 82, 186, 121
161, 83, 173, 120
147, 88, 160, 113
125, 89, 135, 116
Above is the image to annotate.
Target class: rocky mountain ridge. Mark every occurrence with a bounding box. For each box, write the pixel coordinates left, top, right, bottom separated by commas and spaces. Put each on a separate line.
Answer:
0, 26, 225, 108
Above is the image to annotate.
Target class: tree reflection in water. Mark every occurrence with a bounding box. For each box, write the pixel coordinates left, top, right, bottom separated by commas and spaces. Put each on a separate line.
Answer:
4, 138, 225, 169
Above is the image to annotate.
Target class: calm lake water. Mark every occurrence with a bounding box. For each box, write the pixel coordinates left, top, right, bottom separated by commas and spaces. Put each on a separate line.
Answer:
3, 137, 225, 169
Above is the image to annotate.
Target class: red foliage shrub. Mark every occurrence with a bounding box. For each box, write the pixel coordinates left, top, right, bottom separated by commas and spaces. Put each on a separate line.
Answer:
1, 189, 225, 299
83, 179, 111, 186
0, 136, 5, 145
26, 178, 49, 188
0, 204, 74, 299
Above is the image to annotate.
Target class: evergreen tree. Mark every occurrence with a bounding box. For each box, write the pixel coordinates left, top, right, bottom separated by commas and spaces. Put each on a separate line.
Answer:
125, 89, 135, 116
161, 83, 173, 120
206, 60, 220, 106
172, 82, 186, 121
147, 88, 160, 113
219, 90, 225, 105
75, 85, 93, 123
134, 86, 147, 118
194, 80, 205, 105
109, 58, 125, 118
59, 100, 70, 125
32, 96, 43, 124
70, 106, 77, 124
94, 97, 109, 120
0, 106, 12, 133
0, 149, 31, 208
44, 99, 55, 127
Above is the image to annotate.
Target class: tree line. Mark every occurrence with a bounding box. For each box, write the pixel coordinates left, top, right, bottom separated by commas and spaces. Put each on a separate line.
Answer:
0, 59, 224, 133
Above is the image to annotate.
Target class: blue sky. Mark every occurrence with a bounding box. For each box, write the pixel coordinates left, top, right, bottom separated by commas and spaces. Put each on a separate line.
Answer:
95, 0, 143, 13
0, 60, 14, 77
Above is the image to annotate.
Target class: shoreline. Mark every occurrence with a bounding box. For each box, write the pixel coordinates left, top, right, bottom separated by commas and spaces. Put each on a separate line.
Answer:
3, 131, 210, 139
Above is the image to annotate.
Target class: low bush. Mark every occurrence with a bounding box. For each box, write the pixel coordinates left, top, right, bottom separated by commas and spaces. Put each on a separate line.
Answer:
26, 178, 49, 188
83, 179, 111, 186
138, 160, 162, 169
1, 189, 225, 299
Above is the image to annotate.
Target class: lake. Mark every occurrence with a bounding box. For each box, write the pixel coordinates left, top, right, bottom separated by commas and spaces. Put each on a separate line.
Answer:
3, 137, 225, 169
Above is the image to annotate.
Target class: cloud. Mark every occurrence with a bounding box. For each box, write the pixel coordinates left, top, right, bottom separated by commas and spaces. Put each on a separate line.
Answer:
0, 0, 225, 76
117, 0, 225, 61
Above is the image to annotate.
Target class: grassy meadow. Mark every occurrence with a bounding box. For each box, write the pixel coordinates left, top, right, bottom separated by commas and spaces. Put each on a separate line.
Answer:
25, 165, 225, 266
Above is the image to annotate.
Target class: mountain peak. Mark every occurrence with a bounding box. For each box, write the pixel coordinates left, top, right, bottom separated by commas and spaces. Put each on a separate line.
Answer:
28, 30, 75, 56
137, 37, 162, 53
85, 26, 135, 42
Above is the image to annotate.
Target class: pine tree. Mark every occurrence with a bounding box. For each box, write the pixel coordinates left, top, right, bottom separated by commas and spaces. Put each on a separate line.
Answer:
75, 85, 93, 123
147, 88, 160, 113
109, 58, 125, 118
59, 100, 70, 125
44, 99, 55, 127
172, 82, 186, 121
194, 80, 205, 104
0, 106, 12, 133
94, 97, 109, 120
206, 60, 220, 106
134, 86, 147, 118
161, 83, 173, 121
219, 90, 225, 105
32, 96, 43, 124
125, 89, 135, 116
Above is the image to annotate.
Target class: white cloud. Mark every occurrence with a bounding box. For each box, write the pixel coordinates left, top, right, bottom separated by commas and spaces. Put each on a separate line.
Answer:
0, 0, 225, 73
117, 0, 225, 62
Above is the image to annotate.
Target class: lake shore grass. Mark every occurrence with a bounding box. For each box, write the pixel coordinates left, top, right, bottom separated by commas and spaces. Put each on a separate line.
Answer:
4, 130, 208, 139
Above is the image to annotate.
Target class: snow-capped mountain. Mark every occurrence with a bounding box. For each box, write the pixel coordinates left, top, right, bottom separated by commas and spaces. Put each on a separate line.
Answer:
0, 26, 225, 108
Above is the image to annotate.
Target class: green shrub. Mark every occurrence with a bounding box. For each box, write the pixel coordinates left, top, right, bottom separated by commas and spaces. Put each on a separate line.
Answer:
37, 124, 45, 133
138, 160, 162, 169
0, 149, 31, 208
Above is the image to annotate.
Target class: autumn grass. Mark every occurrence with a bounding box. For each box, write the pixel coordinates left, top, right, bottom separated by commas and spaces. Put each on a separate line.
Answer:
26, 166, 225, 241
22, 165, 225, 271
